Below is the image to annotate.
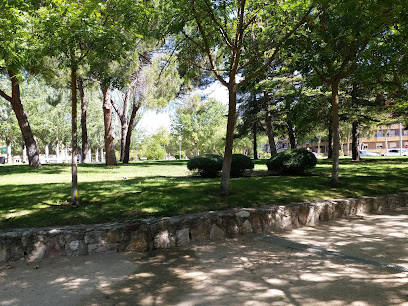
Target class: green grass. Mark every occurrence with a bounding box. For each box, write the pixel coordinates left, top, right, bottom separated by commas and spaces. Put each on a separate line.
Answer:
1, 157, 407, 229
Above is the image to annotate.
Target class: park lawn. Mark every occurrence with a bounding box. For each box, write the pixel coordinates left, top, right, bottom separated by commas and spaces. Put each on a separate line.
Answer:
0, 158, 407, 229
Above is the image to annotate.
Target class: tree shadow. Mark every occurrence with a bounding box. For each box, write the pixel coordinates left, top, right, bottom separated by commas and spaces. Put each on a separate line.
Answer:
80, 215, 408, 305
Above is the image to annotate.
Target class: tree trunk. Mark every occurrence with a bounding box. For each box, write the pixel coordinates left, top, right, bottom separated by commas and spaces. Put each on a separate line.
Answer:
6, 70, 41, 167
111, 89, 131, 162
328, 124, 333, 159
351, 120, 361, 161
330, 81, 340, 187
79, 78, 90, 163
101, 85, 117, 166
7, 141, 12, 164
317, 136, 321, 154
263, 91, 277, 155
220, 84, 237, 195
287, 120, 296, 149
70, 59, 78, 203
253, 121, 258, 160
123, 101, 140, 163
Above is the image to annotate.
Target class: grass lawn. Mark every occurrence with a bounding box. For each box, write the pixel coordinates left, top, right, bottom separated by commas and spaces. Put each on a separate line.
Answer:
1, 157, 407, 229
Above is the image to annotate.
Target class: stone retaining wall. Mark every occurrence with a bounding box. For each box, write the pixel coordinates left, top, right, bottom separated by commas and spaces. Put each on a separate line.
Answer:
1, 193, 407, 263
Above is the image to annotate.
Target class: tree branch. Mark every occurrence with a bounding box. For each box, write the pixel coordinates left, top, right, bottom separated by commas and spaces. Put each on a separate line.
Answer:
203, 0, 234, 49
0, 89, 12, 103
111, 98, 123, 118
338, 36, 371, 80
312, 65, 330, 84
238, 2, 317, 87
190, 0, 228, 87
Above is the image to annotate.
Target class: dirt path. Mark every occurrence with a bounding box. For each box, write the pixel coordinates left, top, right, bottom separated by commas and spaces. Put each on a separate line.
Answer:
2, 208, 408, 305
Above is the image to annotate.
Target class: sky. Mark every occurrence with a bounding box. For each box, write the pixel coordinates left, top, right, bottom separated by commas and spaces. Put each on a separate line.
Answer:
136, 82, 229, 134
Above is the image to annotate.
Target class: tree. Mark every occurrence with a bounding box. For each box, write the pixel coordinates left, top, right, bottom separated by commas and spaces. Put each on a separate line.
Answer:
171, 96, 226, 157
38, 0, 151, 201
0, 1, 41, 167
111, 53, 181, 163
295, 0, 394, 186
174, 0, 318, 194
236, 89, 265, 159
0, 95, 21, 163
78, 77, 91, 163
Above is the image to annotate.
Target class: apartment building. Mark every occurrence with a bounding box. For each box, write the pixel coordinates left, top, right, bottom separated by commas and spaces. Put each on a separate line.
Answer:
270, 123, 408, 156
359, 123, 408, 155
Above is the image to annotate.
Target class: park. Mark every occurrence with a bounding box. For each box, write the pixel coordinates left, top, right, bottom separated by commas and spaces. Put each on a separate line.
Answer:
1, 0, 408, 305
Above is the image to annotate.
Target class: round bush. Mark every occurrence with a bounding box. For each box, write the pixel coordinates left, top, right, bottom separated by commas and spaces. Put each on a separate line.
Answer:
187, 154, 223, 177
231, 154, 254, 177
266, 149, 317, 175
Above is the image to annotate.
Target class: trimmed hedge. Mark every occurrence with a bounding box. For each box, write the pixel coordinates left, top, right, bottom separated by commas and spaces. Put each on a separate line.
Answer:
231, 154, 254, 177
266, 149, 317, 175
187, 154, 223, 177
187, 153, 254, 177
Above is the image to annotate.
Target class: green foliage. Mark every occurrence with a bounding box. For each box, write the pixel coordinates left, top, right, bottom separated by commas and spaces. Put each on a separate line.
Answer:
231, 154, 254, 177
187, 154, 223, 177
266, 149, 317, 175
171, 96, 226, 157
140, 141, 165, 160
175, 151, 186, 160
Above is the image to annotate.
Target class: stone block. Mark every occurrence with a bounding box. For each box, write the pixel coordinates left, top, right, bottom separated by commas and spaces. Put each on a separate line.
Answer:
126, 232, 148, 252
106, 228, 126, 243
209, 224, 225, 240
176, 228, 190, 246
190, 219, 211, 242
27, 240, 46, 262
242, 220, 252, 234
45, 236, 66, 258
235, 210, 250, 218
154, 230, 175, 249
227, 219, 240, 237
250, 214, 263, 232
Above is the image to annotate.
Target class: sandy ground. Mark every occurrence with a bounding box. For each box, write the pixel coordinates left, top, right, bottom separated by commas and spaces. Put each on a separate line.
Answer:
1, 208, 408, 306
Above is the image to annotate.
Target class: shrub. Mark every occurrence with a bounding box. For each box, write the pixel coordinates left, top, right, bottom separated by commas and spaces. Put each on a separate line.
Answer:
140, 142, 165, 160
266, 149, 317, 175
175, 151, 186, 160
231, 154, 254, 177
187, 154, 223, 177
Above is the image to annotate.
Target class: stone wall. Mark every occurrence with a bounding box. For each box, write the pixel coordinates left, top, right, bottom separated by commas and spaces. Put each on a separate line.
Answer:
1, 193, 407, 263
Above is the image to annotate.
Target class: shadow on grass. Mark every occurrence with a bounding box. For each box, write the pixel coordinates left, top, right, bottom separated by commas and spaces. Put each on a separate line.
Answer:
1, 157, 407, 229
2, 168, 408, 230
0, 163, 68, 176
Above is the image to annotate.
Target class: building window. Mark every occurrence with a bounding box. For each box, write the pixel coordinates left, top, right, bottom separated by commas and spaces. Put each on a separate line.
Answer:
388, 130, 396, 137
376, 131, 384, 137
376, 143, 383, 149
404, 130, 408, 136
389, 142, 397, 148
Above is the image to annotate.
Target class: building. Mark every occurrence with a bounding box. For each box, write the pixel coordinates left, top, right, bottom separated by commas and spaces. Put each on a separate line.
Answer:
271, 123, 408, 156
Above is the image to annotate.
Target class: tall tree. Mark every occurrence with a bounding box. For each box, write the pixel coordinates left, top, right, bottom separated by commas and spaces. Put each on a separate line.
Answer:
171, 96, 227, 157
78, 77, 91, 163
295, 0, 394, 186
38, 0, 111, 202
174, 0, 318, 194
111, 53, 181, 163
0, 1, 41, 167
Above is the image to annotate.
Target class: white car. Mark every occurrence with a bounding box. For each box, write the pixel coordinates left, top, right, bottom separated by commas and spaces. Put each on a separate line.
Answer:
386, 149, 408, 156
359, 150, 380, 156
